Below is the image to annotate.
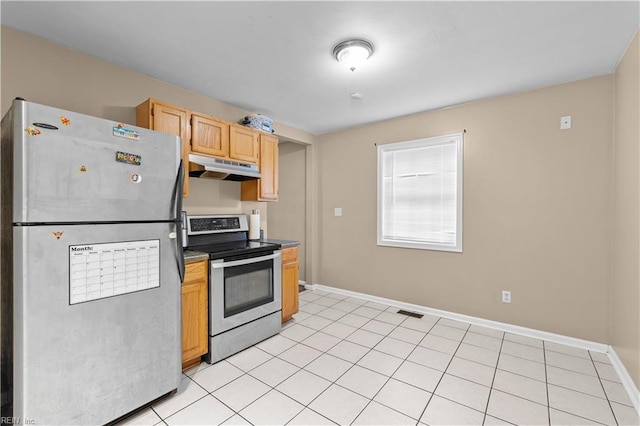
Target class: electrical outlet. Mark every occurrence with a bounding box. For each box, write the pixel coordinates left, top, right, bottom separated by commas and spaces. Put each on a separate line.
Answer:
560, 116, 572, 130
502, 290, 511, 304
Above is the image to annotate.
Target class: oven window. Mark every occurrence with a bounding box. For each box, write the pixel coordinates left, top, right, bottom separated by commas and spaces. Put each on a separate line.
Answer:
224, 259, 274, 317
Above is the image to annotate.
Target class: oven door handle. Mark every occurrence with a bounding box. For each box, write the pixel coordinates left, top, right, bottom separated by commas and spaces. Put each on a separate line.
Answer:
211, 252, 281, 269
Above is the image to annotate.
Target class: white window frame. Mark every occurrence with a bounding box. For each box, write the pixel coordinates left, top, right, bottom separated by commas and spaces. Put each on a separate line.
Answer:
377, 133, 463, 252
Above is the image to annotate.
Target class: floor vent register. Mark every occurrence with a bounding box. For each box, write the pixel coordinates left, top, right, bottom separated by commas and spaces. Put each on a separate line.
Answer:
396, 309, 424, 319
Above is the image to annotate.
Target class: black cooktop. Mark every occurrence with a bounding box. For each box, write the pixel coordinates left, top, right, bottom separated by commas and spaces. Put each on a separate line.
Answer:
188, 240, 280, 260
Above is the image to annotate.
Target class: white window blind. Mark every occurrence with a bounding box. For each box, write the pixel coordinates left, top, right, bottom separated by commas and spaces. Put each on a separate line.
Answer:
377, 133, 463, 252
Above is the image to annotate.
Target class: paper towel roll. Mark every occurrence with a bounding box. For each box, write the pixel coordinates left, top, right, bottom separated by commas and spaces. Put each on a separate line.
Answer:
249, 214, 260, 240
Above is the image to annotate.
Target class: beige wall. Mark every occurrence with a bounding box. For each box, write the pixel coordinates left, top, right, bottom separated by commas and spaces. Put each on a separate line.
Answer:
267, 142, 308, 280
612, 32, 640, 388
0, 26, 314, 230
317, 76, 614, 343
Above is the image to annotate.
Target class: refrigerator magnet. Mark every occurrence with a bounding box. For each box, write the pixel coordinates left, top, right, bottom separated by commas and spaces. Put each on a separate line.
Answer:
113, 123, 140, 141
51, 231, 64, 240
79, 165, 88, 173
115, 151, 141, 166
130, 173, 142, 184
24, 126, 41, 136
61, 116, 71, 126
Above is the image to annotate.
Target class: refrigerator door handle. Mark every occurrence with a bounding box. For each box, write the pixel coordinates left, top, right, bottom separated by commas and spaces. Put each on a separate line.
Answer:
173, 160, 185, 283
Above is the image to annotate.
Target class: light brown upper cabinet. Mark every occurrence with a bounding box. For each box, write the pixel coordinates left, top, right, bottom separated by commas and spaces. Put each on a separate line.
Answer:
137, 98, 274, 197
136, 99, 190, 197
229, 124, 259, 164
241, 133, 279, 202
191, 113, 229, 158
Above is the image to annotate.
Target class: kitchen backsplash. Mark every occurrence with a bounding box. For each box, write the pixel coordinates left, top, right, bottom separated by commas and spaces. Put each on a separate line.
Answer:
182, 178, 268, 237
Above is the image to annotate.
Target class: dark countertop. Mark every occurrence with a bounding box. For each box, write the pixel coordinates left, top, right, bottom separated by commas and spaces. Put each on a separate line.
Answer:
183, 240, 298, 264
184, 250, 209, 263
263, 239, 300, 248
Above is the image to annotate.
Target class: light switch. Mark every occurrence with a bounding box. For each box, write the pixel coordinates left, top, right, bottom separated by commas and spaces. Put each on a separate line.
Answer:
334, 207, 342, 217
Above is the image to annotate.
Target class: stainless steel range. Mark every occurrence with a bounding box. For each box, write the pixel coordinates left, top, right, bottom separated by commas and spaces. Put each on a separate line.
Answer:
184, 214, 282, 364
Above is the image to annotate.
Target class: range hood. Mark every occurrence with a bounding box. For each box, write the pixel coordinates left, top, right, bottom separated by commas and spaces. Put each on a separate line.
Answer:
189, 153, 261, 181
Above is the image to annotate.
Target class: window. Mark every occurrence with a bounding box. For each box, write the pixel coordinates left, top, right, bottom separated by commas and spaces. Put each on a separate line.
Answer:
377, 133, 463, 252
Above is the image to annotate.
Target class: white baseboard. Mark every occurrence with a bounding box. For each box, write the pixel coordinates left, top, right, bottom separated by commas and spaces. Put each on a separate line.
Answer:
608, 346, 640, 415
307, 283, 609, 352
304, 283, 640, 415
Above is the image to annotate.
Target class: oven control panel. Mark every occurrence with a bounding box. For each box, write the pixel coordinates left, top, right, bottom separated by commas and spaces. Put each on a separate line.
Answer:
186, 214, 249, 235
191, 217, 239, 232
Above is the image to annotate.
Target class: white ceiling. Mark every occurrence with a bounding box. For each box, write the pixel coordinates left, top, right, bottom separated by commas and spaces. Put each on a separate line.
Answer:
1, 1, 638, 135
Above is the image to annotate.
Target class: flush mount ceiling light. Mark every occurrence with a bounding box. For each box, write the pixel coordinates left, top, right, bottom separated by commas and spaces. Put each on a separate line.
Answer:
333, 38, 374, 72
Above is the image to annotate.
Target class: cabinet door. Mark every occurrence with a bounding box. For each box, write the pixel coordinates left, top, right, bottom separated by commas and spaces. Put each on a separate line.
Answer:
281, 247, 299, 323
241, 133, 279, 202
191, 113, 229, 158
137, 99, 190, 197
229, 124, 259, 164
181, 261, 208, 367
258, 133, 279, 201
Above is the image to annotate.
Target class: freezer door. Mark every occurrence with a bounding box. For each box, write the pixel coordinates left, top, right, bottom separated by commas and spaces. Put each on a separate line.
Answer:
12, 222, 181, 425
11, 100, 181, 223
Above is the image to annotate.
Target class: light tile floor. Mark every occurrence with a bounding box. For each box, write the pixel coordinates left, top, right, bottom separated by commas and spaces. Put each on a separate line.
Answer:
119, 289, 640, 426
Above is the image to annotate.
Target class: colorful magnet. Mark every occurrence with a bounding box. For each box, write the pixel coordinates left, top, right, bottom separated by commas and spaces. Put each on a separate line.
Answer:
79, 165, 88, 173
51, 231, 64, 240
25, 126, 41, 136
115, 151, 141, 166
130, 173, 142, 184
61, 116, 71, 126
113, 123, 140, 141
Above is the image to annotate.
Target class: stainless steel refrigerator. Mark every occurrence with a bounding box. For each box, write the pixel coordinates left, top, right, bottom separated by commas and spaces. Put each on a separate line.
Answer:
1, 99, 185, 424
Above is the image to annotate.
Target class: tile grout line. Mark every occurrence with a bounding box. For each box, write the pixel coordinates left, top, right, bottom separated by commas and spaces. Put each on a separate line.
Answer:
210, 361, 309, 424
346, 312, 440, 425
545, 348, 627, 425
219, 409, 253, 426
316, 302, 620, 419
284, 406, 335, 426
206, 373, 267, 424
300, 297, 436, 424
415, 317, 469, 423
590, 350, 620, 425
279, 295, 405, 424
321, 294, 583, 424
154, 373, 219, 423
549, 408, 612, 426
195, 337, 307, 424
543, 340, 551, 426
150, 405, 161, 422
481, 330, 506, 425
497, 340, 619, 386
312, 297, 564, 424
330, 300, 413, 424
309, 291, 630, 425
219, 293, 357, 424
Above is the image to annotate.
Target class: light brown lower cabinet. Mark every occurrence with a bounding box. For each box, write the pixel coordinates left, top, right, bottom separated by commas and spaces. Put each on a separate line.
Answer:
182, 260, 208, 370
281, 247, 299, 323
